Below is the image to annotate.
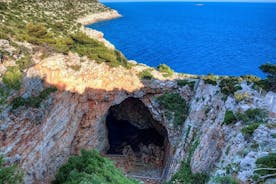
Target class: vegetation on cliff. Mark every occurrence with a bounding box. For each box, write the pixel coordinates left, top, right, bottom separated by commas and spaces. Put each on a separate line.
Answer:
257, 63, 276, 92
52, 149, 138, 184
0, 0, 128, 70
0, 156, 23, 184
157, 93, 188, 126
254, 153, 276, 182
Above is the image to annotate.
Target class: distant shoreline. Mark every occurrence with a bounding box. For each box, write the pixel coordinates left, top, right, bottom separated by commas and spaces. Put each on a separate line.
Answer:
77, 10, 122, 26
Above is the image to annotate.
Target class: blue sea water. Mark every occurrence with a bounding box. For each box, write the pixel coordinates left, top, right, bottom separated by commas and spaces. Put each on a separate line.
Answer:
88, 2, 276, 77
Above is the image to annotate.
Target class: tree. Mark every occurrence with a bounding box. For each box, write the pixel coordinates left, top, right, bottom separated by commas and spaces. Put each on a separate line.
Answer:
259, 63, 276, 92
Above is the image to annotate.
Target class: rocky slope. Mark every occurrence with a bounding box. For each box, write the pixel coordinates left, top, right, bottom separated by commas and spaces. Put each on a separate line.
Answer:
0, 1, 276, 184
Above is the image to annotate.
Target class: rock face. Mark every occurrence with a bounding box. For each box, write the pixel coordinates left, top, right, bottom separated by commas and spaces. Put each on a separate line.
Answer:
1, 57, 275, 183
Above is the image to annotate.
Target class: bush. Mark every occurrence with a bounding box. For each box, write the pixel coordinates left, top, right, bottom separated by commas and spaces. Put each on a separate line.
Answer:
0, 156, 23, 184
26, 23, 48, 38
11, 87, 57, 109
219, 78, 242, 96
157, 64, 174, 77
241, 75, 261, 84
167, 162, 208, 184
236, 108, 268, 123
259, 63, 276, 92
223, 110, 237, 125
52, 37, 73, 54
203, 74, 217, 85
176, 79, 195, 89
138, 69, 154, 80
157, 93, 188, 126
241, 122, 261, 136
52, 149, 138, 184
16, 54, 33, 71
3, 66, 22, 90
234, 92, 250, 102
254, 153, 276, 182
71, 32, 129, 68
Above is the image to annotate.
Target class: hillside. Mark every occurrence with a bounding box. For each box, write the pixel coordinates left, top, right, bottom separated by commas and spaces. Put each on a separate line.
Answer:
0, 1, 276, 184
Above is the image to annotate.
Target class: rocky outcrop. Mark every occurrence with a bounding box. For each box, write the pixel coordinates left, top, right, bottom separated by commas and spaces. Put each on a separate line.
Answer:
77, 10, 122, 25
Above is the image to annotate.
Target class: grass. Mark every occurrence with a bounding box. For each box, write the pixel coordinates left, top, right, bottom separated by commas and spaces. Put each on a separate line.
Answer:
223, 110, 237, 125
138, 69, 154, 80
52, 149, 138, 184
157, 64, 174, 77
2, 66, 22, 90
157, 93, 188, 126
11, 87, 57, 109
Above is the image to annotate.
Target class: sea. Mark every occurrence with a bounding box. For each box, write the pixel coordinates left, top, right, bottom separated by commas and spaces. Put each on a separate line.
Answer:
88, 2, 276, 77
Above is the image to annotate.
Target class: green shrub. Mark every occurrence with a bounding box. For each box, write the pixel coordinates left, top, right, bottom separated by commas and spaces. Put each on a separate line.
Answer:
0, 88, 9, 105
71, 32, 129, 68
11, 87, 57, 109
3, 67, 22, 90
26, 23, 48, 38
0, 156, 23, 184
258, 63, 276, 92
254, 153, 276, 182
52, 37, 73, 54
213, 176, 239, 184
241, 122, 261, 136
16, 54, 33, 71
157, 93, 188, 126
52, 149, 138, 184
219, 78, 242, 96
157, 64, 174, 77
176, 79, 195, 89
241, 75, 261, 84
167, 162, 208, 184
203, 74, 217, 85
223, 110, 237, 125
138, 69, 154, 80
236, 108, 268, 123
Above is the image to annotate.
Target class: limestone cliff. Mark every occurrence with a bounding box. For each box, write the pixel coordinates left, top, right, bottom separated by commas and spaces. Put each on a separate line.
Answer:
0, 1, 276, 184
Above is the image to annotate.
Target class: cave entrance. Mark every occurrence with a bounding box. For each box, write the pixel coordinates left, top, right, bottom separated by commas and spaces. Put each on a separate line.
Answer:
105, 97, 169, 178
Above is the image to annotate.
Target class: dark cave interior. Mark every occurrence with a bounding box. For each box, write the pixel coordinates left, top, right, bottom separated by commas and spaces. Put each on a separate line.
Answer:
105, 98, 169, 177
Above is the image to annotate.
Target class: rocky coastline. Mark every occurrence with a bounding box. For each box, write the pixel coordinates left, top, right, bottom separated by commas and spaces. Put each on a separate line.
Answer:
77, 9, 122, 25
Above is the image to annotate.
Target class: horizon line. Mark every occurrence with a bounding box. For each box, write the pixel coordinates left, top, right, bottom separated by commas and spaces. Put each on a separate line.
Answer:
100, 0, 276, 3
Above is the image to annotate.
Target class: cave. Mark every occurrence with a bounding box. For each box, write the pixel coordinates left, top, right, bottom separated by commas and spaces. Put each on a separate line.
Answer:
105, 97, 169, 178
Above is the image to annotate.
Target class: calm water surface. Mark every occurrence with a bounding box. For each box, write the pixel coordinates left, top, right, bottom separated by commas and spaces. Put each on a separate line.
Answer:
89, 2, 276, 77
